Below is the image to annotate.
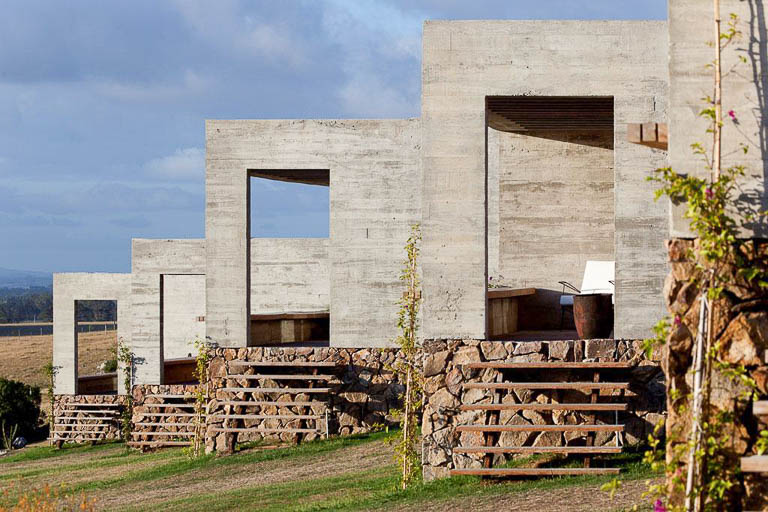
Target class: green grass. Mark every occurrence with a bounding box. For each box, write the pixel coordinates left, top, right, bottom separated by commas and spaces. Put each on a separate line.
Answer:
1, 431, 660, 512
0, 440, 122, 465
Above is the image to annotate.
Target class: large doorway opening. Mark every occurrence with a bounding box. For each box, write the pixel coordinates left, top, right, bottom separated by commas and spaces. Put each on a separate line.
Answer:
75, 300, 118, 394
248, 170, 331, 347
486, 96, 615, 341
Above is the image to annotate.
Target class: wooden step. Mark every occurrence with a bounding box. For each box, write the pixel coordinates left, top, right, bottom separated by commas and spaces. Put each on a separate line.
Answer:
463, 382, 630, 391
51, 436, 110, 441
450, 467, 620, 477
454, 446, 622, 454
128, 441, 192, 447
131, 431, 194, 438
214, 400, 321, 407
133, 422, 195, 428
52, 425, 112, 430
226, 374, 334, 381
55, 416, 118, 421
146, 394, 195, 399
210, 414, 320, 420
59, 403, 121, 408
229, 361, 338, 368
210, 427, 320, 434
754, 401, 768, 416
219, 387, 330, 394
741, 455, 768, 473
133, 412, 197, 418
60, 409, 119, 414
456, 424, 624, 433
142, 403, 196, 409
460, 403, 628, 412
463, 362, 632, 370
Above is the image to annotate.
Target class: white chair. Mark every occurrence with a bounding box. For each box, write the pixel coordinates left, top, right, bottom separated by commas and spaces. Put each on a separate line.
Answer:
558, 261, 615, 328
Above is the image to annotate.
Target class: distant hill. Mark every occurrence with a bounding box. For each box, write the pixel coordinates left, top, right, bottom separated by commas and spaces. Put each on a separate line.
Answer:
0, 268, 52, 289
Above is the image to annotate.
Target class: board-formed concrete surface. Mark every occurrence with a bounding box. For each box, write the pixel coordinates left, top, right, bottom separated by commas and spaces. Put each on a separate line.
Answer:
53, 273, 131, 394
669, 0, 768, 238
421, 20, 669, 340
132, 239, 206, 385
162, 274, 206, 359
206, 119, 421, 348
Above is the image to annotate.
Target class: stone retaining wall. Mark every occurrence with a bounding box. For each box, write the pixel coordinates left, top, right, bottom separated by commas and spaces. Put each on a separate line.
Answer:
53, 394, 125, 443
131, 384, 198, 446
664, 239, 768, 508
421, 338, 665, 481
205, 346, 406, 453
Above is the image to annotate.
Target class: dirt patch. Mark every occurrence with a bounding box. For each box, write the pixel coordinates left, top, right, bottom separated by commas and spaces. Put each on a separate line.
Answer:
0, 331, 116, 389
100, 439, 393, 510
393, 478, 660, 512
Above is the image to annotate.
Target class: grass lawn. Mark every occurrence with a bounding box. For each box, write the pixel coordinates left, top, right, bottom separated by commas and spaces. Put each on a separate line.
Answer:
0, 431, 660, 512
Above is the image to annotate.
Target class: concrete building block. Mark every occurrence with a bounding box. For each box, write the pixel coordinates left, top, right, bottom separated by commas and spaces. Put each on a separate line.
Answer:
53, 273, 131, 394
205, 119, 420, 348
131, 239, 206, 385
421, 20, 668, 340
669, 0, 768, 237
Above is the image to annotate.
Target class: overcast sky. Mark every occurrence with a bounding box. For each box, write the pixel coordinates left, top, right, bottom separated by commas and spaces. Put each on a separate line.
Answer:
0, 0, 667, 273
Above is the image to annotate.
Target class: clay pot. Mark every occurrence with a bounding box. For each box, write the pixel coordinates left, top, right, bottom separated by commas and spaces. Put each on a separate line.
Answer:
573, 294, 614, 339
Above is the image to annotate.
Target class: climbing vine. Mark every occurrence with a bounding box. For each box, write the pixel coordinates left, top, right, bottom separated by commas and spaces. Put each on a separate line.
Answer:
606, 5, 768, 511
191, 337, 211, 458
391, 224, 423, 490
116, 338, 134, 445
41, 361, 59, 445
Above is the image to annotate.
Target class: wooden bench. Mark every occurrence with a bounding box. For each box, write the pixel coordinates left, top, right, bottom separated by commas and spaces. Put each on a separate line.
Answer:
486, 287, 535, 339
250, 311, 329, 345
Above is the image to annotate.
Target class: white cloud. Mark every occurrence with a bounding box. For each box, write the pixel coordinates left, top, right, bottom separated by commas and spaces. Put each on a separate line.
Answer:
144, 147, 204, 181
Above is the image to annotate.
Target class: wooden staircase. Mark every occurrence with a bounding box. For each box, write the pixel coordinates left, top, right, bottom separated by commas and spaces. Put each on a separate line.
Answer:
209, 361, 339, 442
51, 402, 122, 444
129, 391, 197, 449
450, 361, 631, 477
741, 400, 768, 475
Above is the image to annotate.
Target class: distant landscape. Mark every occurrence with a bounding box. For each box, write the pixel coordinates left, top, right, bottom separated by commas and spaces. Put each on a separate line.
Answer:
0, 267, 52, 289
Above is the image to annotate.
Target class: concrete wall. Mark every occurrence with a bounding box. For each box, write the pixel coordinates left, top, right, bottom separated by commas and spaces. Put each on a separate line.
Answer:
206, 119, 421, 348
53, 273, 131, 394
250, 238, 329, 314
132, 239, 206, 385
162, 274, 206, 359
421, 21, 669, 340
669, 0, 768, 238
488, 128, 615, 329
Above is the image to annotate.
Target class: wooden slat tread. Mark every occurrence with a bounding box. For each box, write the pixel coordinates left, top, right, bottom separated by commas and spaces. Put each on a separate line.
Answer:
741, 456, 768, 473
131, 432, 194, 438
133, 412, 197, 418
214, 400, 320, 407
142, 403, 196, 408
128, 441, 192, 447
219, 387, 330, 393
133, 423, 195, 428
146, 394, 195, 399
463, 362, 632, 370
52, 436, 110, 441
52, 425, 111, 430
459, 403, 627, 412
226, 374, 334, 380
456, 424, 624, 433
59, 403, 120, 407
210, 427, 319, 434
55, 416, 119, 421
210, 414, 320, 420
229, 361, 338, 368
454, 446, 622, 454
60, 409, 119, 414
450, 467, 620, 476
463, 382, 630, 390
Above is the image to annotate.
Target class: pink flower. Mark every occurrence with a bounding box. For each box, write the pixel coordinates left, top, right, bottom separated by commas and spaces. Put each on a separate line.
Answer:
674, 315, 682, 326
728, 109, 736, 120
654, 499, 668, 512
705, 187, 714, 200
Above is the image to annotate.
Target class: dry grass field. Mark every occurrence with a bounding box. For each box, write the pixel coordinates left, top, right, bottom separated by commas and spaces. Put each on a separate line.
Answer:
0, 331, 116, 389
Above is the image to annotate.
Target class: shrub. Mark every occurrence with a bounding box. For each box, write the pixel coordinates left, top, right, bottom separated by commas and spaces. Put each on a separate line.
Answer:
0, 378, 41, 447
